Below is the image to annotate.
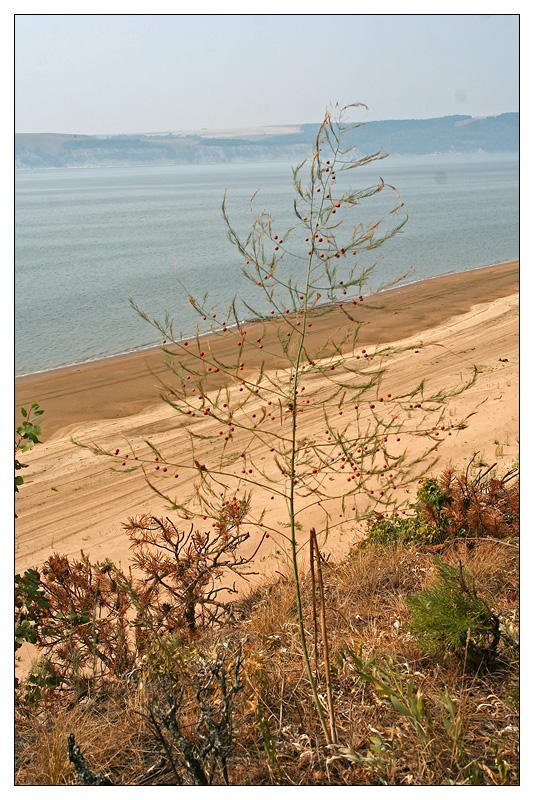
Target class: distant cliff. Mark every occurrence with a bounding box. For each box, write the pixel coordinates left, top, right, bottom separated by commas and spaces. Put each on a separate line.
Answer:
15, 113, 518, 169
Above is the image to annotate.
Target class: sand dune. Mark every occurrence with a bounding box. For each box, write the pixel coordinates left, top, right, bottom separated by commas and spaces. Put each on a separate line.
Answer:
15, 262, 518, 581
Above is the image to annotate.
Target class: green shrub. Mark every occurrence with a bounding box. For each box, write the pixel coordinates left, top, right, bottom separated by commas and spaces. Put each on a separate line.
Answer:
407, 559, 500, 670
364, 514, 435, 546
365, 477, 452, 546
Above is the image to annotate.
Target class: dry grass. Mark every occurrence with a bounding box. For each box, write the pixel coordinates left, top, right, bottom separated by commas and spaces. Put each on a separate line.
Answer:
15, 686, 156, 785
15, 529, 518, 786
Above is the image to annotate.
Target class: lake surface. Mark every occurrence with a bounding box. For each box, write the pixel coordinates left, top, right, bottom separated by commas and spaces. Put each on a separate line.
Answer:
15, 153, 518, 376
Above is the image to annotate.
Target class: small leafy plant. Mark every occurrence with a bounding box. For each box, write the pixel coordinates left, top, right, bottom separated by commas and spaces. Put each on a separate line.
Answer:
364, 479, 443, 546
15, 401, 43, 512
15, 567, 52, 693
335, 648, 486, 784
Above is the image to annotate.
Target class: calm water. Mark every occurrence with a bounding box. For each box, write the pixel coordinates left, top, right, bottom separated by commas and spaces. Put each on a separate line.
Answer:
15, 153, 518, 376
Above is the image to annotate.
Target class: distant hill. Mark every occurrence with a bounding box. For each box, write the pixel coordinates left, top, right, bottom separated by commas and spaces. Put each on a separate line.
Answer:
15, 113, 518, 169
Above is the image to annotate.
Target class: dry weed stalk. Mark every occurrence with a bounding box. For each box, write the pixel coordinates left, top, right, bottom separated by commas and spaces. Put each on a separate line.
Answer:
310, 527, 337, 744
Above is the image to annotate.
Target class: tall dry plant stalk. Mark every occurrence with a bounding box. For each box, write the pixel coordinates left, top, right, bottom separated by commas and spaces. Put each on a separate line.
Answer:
76, 103, 476, 743
310, 527, 337, 745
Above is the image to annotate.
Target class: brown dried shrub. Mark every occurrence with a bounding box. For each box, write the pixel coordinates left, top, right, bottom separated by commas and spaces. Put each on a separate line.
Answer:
125, 494, 267, 639
36, 553, 135, 692
420, 464, 518, 542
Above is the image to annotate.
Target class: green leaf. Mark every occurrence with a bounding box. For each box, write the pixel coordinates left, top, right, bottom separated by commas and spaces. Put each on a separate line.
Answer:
390, 696, 411, 717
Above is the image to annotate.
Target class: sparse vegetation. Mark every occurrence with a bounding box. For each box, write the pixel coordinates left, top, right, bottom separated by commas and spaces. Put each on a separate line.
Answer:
16, 106, 519, 785
74, 103, 477, 745
15, 491, 519, 784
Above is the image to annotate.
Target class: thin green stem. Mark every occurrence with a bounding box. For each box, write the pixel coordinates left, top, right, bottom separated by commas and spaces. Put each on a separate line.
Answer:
287, 138, 334, 743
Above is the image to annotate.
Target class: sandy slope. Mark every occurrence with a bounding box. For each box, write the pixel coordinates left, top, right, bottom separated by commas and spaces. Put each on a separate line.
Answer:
15, 262, 518, 581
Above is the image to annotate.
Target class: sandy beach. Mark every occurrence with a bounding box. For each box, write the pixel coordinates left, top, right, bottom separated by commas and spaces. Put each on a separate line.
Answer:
15, 261, 518, 579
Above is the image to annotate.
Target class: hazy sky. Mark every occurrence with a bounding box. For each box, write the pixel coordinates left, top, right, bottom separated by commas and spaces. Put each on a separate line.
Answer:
15, 13, 519, 134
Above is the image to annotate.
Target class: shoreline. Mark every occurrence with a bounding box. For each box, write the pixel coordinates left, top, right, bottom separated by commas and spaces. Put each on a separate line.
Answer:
15, 261, 518, 441
14, 149, 520, 173
14, 259, 518, 382
14, 259, 518, 576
